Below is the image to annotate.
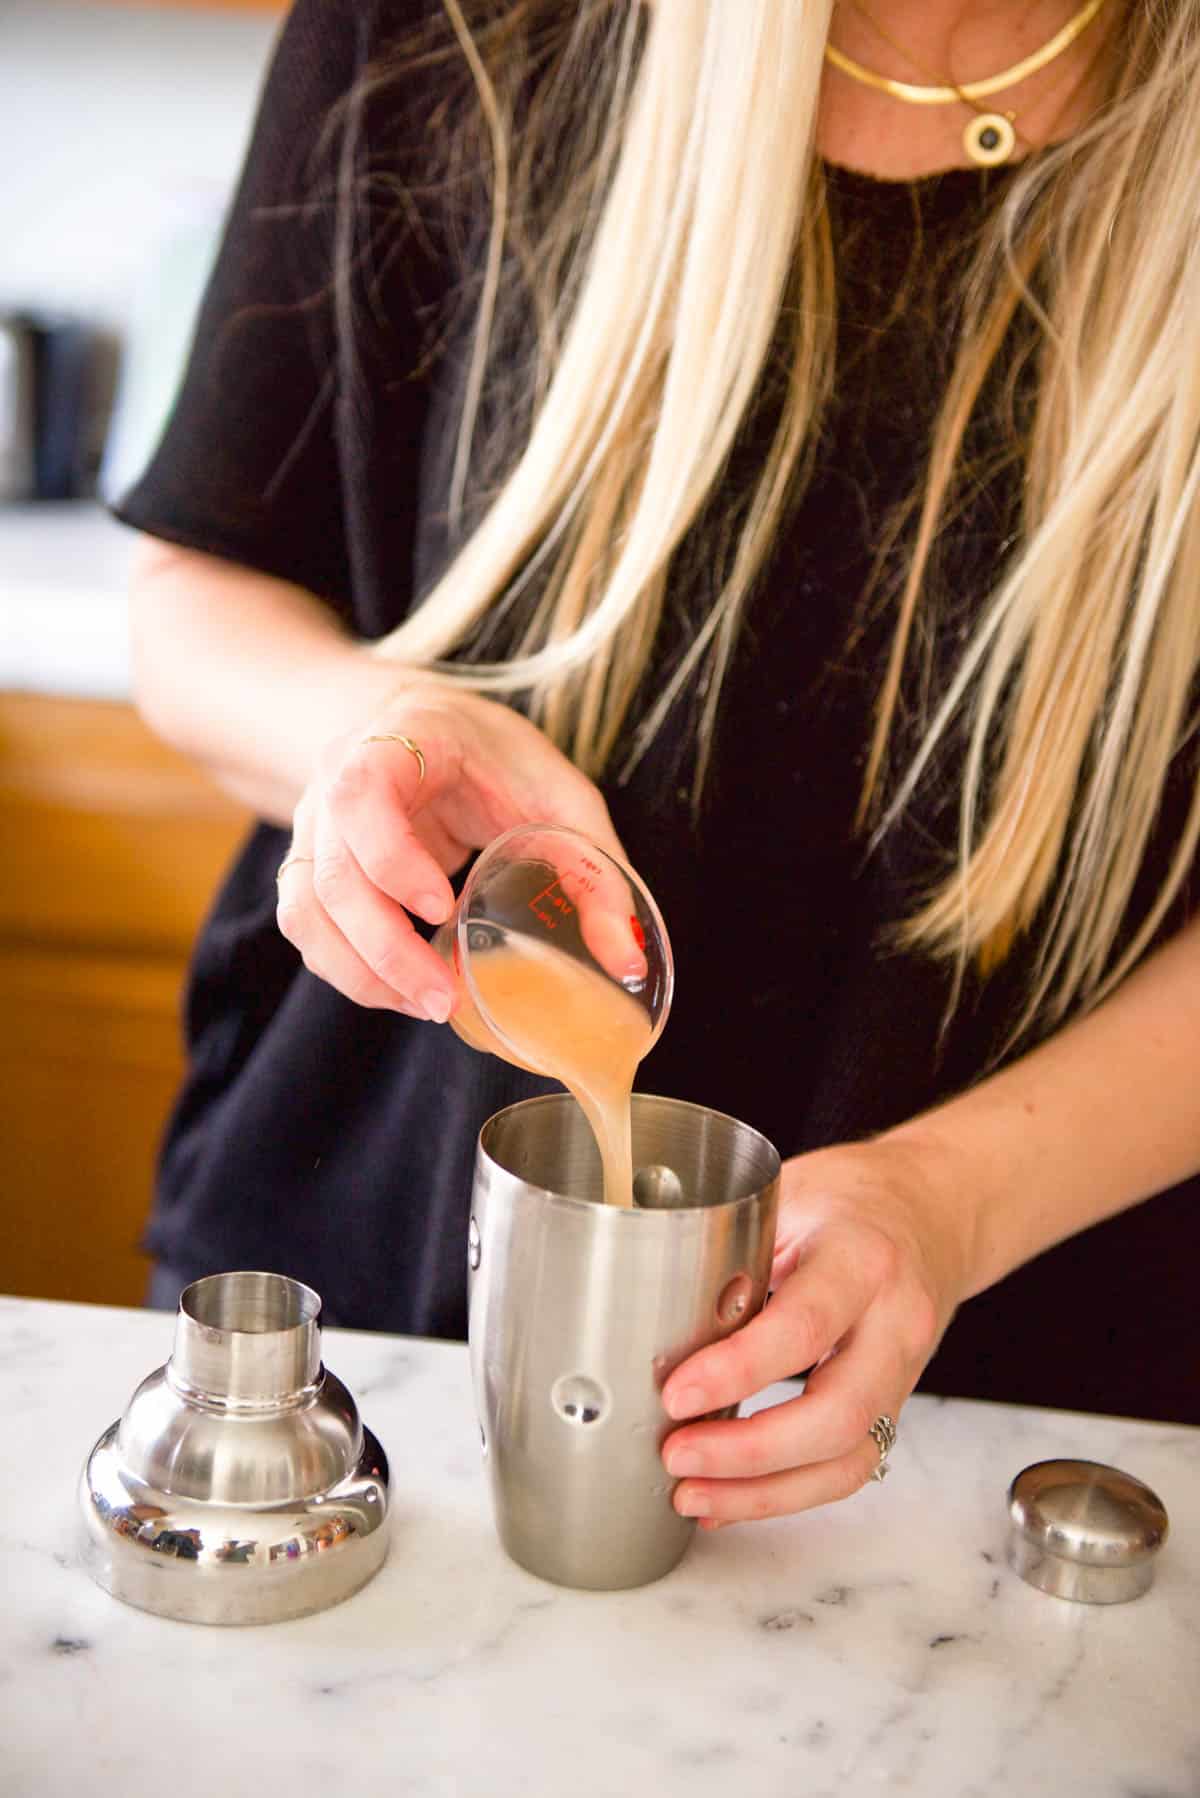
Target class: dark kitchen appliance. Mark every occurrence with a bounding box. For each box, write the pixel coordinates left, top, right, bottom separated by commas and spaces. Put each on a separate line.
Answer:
0, 310, 106, 502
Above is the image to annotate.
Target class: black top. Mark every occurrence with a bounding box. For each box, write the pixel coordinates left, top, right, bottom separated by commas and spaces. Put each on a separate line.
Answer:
115, 0, 1198, 1422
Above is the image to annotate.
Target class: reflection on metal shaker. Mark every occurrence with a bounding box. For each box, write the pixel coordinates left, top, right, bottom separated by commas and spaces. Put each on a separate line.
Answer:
469, 1093, 780, 1590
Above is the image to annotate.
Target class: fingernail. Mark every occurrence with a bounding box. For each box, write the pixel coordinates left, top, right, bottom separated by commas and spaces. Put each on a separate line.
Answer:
675, 1487, 711, 1518
624, 915, 648, 979
665, 1385, 706, 1421
415, 892, 449, 926
665, 1448, 704, 1478
420, 988, 452, 1024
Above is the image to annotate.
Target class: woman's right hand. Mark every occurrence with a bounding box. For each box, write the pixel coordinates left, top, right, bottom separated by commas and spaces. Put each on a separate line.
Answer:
274, 679, 626, 1020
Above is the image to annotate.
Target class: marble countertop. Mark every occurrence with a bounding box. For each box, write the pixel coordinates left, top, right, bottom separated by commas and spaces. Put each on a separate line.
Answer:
0, 502, 134, 698
3, 1295, 1198, 1797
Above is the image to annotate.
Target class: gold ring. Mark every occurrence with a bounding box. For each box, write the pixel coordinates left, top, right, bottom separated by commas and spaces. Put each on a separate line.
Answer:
275, 854, 314, 884
363, 732, 425, 784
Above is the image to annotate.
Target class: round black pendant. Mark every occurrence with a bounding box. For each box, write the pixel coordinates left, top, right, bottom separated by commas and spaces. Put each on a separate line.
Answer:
964, 112, 1016, 168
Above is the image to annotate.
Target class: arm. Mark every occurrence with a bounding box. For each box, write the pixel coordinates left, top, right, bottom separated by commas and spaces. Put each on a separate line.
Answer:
895, 908, 1200, 1298
128, 536, 625, 1022
892, 913, 1200, 1294
120, 4, 627, 1019
660, 910, 1200, 1522
129, 538, 412, 825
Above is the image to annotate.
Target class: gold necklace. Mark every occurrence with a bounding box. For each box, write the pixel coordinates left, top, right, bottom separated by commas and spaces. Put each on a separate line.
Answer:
825, 0, 1108, 168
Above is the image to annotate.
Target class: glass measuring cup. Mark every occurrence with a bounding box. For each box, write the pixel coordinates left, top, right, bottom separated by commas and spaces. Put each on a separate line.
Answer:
432, 824, 673, 1073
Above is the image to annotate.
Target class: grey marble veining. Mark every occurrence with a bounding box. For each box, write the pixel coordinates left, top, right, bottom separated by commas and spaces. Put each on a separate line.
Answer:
1, 1295, 1198, 1797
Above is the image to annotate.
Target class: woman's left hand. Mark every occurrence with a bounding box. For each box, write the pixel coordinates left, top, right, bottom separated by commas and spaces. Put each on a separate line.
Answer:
660, 1131, 975, 1525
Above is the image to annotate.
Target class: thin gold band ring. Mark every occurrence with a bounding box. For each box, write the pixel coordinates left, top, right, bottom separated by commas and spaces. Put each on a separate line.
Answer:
363, 732, 426, 784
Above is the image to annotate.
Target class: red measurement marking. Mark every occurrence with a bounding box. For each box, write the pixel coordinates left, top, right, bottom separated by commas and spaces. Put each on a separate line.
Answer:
559, 871, 596, 905
529, 877, 575, 930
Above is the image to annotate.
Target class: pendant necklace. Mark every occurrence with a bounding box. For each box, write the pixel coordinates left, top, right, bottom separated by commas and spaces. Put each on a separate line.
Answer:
825, 0, 1108, 168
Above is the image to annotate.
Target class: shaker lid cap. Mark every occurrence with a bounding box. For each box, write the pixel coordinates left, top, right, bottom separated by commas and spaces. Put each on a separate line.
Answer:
1006, 1459, 1168, 1603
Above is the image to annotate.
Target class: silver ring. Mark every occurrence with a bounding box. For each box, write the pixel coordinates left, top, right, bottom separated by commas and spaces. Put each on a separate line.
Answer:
275, 854, 314, 885
868, 1413, 897, 1482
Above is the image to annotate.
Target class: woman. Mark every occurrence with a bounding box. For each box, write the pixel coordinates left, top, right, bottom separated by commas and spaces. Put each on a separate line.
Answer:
120, 0, 1200, 1530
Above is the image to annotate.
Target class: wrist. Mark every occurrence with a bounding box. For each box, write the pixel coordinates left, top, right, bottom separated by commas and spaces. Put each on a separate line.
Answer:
874, 1117, 990, 1304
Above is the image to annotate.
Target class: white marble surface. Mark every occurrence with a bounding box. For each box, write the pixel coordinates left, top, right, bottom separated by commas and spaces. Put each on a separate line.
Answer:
0, 502, 133, 697
2, 1295, 1198, 1798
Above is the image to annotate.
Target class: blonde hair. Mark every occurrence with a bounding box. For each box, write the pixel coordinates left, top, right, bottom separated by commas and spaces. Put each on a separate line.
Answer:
364, 0, 1200, 1038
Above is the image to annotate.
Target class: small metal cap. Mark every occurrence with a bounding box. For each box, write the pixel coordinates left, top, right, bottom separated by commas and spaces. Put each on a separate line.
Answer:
1007, 1459, 1168, 1604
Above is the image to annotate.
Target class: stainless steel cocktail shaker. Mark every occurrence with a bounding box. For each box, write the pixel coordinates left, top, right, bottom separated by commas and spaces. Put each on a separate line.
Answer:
469, 1094, 780, 1590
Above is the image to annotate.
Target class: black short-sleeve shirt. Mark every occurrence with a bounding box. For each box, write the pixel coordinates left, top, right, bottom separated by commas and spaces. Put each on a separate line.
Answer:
114, 0, 1199, 1422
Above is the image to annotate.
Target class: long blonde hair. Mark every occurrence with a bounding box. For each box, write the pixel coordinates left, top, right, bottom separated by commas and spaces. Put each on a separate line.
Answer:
360, 0, 1200, 1037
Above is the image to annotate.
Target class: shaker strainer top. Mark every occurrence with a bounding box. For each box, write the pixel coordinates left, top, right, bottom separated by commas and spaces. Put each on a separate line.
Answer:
79, 1272, 389, 1626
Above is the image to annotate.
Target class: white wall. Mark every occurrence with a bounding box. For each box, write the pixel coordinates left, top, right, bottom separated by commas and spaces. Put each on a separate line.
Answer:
0, 0, 279, 337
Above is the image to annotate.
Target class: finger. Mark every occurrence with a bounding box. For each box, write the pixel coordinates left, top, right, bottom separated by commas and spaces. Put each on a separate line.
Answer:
672, 1424, 894, 1524
410, 810, 473, 877
325, 733, 457, 926
309, 805, 457, 1020
663, 1307, 909, 1481
512, 827, 648, 984
565, 856, 649, 985
581, 902, 650, 986
661, 1232, 884, 1421
275, 860, 428, 1016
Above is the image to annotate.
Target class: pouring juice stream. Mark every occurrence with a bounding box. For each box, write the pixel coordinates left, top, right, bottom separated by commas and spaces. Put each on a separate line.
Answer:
434, 826, 671, 1208
449, 932, 654, 1209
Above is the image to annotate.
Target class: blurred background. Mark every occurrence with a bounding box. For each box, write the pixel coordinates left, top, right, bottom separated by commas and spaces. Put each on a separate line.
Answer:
0, 0, 284, 1307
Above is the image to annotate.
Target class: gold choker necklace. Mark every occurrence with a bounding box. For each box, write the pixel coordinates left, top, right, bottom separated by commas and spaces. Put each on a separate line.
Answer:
825, 0, 1108, 167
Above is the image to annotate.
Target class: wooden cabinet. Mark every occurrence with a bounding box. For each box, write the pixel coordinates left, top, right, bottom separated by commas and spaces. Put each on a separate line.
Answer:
0, 694, 249, 1307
